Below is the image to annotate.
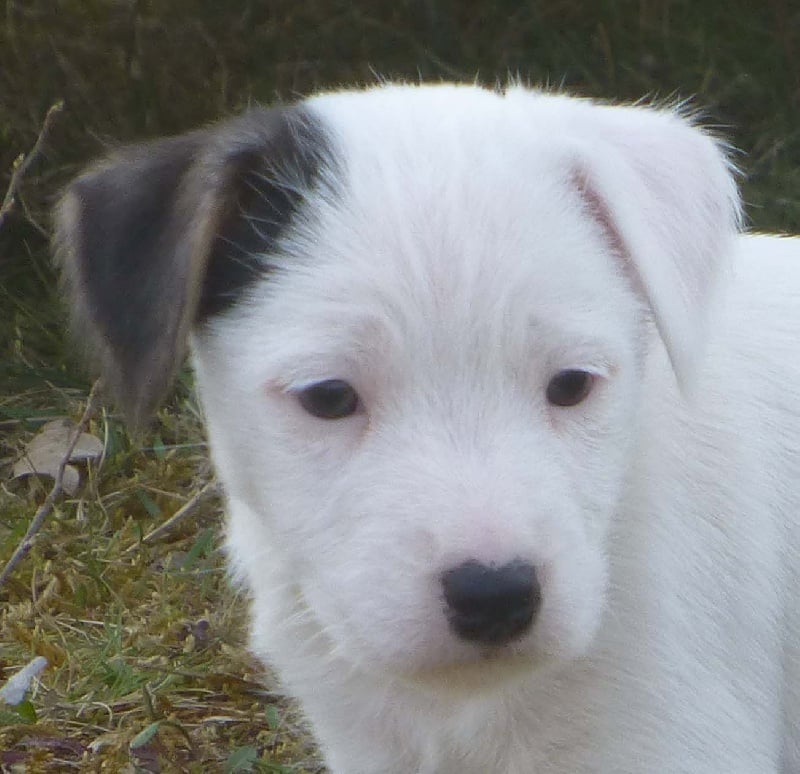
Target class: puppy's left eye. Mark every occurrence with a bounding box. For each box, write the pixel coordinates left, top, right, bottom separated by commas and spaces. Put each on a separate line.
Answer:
546, 369, 594, 407
296, 379, 360, 419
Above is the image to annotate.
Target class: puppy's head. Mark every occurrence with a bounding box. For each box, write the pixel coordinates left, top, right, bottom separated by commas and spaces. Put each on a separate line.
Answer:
55, 84, 740, 684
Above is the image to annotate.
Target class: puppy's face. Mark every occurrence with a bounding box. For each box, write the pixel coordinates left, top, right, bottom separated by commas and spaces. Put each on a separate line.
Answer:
55, 84, 739, 684
194, 138, 642, 678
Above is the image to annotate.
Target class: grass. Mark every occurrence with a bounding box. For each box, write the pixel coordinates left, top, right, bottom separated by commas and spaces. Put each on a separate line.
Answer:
1, 0, 798, 770
1, 389, 321, 771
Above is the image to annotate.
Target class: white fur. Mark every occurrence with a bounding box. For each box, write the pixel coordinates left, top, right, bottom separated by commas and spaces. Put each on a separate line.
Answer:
189, 85, 800, 772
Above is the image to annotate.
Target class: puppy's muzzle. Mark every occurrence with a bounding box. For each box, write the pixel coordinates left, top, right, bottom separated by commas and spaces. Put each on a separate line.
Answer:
441, 559, 541, 646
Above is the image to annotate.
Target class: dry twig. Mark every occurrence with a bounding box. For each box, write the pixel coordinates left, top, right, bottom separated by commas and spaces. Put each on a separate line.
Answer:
0, 99, 64, 233
0, 380, 100, 589
125, 479, 219, 553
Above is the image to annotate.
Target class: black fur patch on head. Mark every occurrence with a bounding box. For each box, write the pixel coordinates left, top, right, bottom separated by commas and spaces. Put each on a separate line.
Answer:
54, 106, 333, 426
198, 110, 331, 321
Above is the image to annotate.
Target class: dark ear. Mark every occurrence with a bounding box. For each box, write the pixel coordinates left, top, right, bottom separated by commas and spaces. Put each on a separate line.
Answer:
54, 107, 330, 427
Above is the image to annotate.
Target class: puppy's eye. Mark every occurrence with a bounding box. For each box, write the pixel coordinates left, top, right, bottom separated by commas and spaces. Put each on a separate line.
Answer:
296, 379, 360, 419
546, 369, 594, 407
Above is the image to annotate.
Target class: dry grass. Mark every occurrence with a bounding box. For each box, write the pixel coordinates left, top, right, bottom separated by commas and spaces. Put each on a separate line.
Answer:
1, 387, 322, 772
1, 1, 798, 771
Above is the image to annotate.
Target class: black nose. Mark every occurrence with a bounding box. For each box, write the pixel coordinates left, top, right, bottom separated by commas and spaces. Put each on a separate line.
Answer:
441, 559, 541, 646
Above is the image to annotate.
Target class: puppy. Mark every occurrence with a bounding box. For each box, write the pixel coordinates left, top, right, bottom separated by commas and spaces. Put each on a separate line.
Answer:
55, 83, 800, 773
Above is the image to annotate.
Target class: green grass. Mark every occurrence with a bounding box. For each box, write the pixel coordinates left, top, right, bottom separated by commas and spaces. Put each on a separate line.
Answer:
1, 396, 321, 771
1, 0, 798, 770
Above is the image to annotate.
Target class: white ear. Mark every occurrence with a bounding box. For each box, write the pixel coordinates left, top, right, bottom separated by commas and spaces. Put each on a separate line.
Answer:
553, 99, 742, 385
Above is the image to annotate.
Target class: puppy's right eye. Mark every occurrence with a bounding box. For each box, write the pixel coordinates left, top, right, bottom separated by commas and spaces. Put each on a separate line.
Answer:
296, 379, 360, 419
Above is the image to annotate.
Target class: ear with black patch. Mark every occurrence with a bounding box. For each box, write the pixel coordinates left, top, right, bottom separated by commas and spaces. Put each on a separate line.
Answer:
554, 99, 741, 386
54, 107, 330, 427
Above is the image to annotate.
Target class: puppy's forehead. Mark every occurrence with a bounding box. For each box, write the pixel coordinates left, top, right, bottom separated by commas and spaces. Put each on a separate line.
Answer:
204, 86, 639, 380
276, 87, 631, 333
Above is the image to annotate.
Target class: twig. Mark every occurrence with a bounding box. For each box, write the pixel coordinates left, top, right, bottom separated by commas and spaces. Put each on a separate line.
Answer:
0, 380, 100, 589
125, 480, 219, 553
0, 100, 64, 233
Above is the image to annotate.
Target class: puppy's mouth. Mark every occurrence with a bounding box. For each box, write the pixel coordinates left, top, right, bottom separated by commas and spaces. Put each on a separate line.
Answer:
402, 647, 543, 695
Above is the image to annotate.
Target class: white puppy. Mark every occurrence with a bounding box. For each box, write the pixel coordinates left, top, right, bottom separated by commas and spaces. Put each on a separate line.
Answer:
55, 83, 800, 773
